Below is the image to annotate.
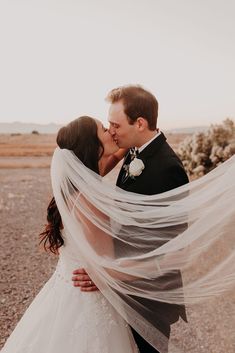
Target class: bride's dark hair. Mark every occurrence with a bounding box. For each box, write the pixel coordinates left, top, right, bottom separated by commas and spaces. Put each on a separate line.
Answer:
40, 116, 104, 254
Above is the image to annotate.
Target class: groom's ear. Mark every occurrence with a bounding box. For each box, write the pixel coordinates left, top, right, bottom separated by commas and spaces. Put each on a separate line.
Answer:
136, 117, 148, 132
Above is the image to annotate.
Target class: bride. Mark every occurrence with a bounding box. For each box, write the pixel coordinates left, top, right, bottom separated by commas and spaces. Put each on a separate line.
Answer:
1, 116, 139, 353
1, 116, 235, 353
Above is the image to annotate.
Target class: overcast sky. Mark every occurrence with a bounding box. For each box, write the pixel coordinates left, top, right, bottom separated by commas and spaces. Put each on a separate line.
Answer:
0, 0, 234, 129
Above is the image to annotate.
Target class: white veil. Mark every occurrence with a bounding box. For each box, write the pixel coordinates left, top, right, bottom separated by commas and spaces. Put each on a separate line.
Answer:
51, 147, 235, 353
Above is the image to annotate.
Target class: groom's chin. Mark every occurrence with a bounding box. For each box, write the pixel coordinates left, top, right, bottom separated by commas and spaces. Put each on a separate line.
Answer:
115, 139, 130, 149
115, 141, 121, 148
116, 141, 126, 149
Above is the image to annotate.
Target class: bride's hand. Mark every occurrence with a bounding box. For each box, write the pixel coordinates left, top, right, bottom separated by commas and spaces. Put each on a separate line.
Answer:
72, 268, 99, 292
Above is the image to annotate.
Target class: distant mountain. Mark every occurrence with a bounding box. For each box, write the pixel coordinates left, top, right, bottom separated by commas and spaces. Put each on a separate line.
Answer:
0, 122, 62, 134
166, 126, 209, 134
0, 122, 209, 134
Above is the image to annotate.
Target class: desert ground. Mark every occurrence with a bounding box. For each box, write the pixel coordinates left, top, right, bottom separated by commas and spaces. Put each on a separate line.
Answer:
0, 133, 234, 352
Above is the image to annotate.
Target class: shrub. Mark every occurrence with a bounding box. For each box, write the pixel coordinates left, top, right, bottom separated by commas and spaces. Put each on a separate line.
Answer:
177, 118, 235, 177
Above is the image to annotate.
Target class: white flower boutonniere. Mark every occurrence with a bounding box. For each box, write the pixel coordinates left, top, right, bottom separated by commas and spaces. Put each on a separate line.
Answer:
128, 157, 145, 178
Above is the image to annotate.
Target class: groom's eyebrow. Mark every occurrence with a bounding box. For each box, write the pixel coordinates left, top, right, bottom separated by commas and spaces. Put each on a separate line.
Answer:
109, 121, 120, 127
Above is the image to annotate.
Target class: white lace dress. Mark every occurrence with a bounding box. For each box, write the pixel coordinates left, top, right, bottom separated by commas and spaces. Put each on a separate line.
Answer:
1, 240, 139, 353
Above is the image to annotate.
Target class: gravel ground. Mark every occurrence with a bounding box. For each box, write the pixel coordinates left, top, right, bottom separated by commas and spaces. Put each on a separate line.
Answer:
0, 168, 57, 348
0, 167, 235, 352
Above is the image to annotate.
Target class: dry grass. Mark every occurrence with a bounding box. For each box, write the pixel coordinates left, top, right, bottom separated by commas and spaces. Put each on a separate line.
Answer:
0, 133, 56, 157
0, 132, 190, 168
166, 133, 191, 150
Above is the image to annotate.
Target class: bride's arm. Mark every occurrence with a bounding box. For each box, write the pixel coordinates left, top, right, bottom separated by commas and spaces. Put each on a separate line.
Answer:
74, 195, 140, 282
103, 148, 128, 176
74, 194, 114, 256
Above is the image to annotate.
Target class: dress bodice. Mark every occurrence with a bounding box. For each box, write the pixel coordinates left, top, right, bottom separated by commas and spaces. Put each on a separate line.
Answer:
55, 229, 87, 283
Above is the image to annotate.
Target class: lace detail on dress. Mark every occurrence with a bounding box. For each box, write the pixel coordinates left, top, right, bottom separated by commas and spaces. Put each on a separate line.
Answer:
69, 294, 119, 352
52, 256, 139, 353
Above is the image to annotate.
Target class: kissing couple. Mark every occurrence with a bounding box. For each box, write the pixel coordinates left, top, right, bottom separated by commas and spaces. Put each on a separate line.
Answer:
2, 85, 235, 353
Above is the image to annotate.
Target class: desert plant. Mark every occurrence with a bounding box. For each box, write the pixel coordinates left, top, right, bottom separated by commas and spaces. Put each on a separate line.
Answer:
32, 130, 39, 135
177, 118, 235, 177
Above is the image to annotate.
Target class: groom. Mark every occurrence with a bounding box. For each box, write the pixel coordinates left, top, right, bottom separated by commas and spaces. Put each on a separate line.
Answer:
72, 85, 189, 353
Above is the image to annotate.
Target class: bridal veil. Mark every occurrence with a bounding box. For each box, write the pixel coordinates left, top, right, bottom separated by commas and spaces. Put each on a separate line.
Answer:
51, 148, 235, 353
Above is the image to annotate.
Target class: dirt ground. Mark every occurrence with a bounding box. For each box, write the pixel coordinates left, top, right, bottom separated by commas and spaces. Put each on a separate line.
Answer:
0, 134, 235, 352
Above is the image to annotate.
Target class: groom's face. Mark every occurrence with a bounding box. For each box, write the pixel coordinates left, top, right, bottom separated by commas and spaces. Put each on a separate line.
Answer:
108, 101, 137, 148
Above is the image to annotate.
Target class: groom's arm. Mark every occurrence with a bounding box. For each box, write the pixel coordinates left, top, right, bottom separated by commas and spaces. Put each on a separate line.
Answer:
72, 268, 99, 292
72, 262, 140, 291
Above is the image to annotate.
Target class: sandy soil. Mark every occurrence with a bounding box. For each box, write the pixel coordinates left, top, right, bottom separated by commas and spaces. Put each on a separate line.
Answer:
0, 134, 235, 352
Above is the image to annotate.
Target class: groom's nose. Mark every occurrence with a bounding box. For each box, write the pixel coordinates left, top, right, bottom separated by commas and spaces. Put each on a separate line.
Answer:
109, 125, 115, 136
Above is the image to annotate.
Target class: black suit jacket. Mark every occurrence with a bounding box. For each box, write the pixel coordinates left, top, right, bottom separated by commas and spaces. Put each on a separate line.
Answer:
116, 132, 188, 336
117, 132, 188, 194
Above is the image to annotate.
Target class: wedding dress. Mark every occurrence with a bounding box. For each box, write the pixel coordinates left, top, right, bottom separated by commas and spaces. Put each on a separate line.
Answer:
1, 232, 139, 353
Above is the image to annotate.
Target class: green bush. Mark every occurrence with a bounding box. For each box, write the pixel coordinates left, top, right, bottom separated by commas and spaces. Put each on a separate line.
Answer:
177, 118, 235, 177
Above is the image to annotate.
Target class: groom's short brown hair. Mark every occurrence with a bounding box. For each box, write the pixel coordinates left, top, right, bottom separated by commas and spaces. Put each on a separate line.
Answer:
106, 85, 158, 130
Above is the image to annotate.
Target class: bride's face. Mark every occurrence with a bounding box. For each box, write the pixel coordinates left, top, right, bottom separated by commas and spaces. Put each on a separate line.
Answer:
96, 120, 119, 156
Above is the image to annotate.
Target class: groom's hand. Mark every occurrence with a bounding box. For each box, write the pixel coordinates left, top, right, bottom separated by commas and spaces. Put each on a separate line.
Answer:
72, 268, 98, 292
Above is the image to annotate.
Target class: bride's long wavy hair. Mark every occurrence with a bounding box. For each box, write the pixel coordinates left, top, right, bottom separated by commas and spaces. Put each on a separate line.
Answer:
40, 116, 104, 254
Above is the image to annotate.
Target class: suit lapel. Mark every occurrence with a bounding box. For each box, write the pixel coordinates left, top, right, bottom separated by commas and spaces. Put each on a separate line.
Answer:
116, 150, 132, 186
138, 132, 166, 160
116, 132, 167, 188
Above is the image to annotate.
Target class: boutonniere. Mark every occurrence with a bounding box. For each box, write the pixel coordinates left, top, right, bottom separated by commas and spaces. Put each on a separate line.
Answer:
123, 157, 145, 179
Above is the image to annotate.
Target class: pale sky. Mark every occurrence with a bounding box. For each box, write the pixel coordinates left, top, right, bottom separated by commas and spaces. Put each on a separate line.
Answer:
0, 0, 234, 129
